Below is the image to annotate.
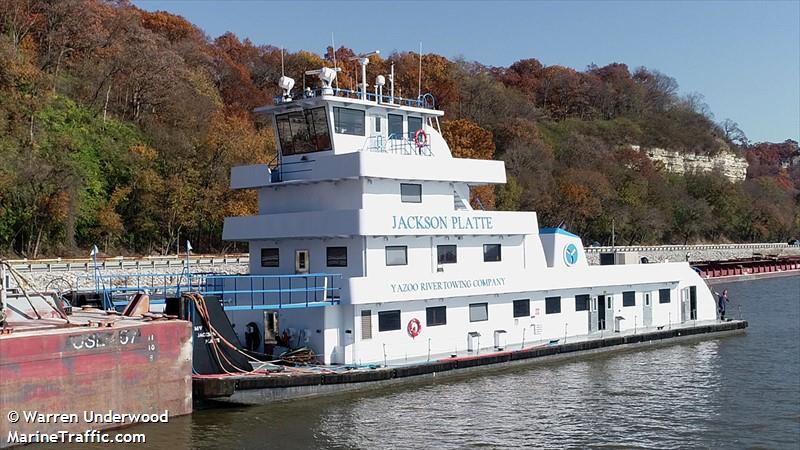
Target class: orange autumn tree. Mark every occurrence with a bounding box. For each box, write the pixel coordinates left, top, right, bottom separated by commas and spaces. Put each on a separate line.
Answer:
441, 119, 496, 209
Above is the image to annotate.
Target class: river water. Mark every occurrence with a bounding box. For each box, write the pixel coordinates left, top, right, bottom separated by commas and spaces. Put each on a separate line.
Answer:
33, 276, 800, 449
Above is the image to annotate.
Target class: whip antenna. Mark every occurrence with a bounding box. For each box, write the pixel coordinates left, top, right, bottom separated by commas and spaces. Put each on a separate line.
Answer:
418, 41, 422, 100
331, 33, 338, 90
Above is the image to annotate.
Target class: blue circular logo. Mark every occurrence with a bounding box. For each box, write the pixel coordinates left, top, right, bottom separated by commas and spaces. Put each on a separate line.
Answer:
564, 243, 579, 266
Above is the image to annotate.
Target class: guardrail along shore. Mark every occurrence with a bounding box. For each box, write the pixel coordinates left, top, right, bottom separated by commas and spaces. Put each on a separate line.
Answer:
6, 254, 249, 273
584, 242, 790, 253
4, 243, 798, 274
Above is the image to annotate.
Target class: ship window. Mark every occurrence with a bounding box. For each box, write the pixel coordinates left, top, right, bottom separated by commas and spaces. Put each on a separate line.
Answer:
513, 299, 530, 318
407, 116, 423, 139
374, 116, 381, 132
483, 244, 501, 262
545, 296, 561, 314
400, 183, 422, 203
385, 246, 408, 266
575, 294, 590, 311
361, 310, 372, 340
469, 303, 488, 322
275, 107, 331, 156
305, 107, 332, 151
426, 306, 447, 326
659, 288, 671, 304
437, 245, 457, 265
333, 107, 365, 136
378, 310, 401, 332
388, 114, 403, 138
623, 291, 636, 307
260, 248, 279, 267
326, 246, 347, 267
645, 293, 651, 306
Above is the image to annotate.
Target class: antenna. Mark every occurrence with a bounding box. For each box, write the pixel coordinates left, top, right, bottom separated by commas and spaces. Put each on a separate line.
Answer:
278, 43, 294, 101
331, 33, 338, 90
390, 62, 395, 104
349, 50, 380, 100
418, 41, 423, 100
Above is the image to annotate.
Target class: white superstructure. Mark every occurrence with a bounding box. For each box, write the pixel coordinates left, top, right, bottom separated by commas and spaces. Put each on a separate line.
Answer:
222, 57, 718, 365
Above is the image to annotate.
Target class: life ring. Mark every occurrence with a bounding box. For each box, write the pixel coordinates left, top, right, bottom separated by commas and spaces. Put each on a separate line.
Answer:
407, 318, 422, 338
414, 129, 428, 148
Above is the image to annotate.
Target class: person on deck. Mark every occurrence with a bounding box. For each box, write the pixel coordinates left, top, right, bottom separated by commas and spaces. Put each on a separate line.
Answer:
714, 289, 729, 320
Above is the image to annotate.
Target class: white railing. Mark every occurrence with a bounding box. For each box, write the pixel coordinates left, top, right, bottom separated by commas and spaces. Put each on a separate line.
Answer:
6, 254, 249, 273
362, 134, 432, 156
5, 243, 792, 272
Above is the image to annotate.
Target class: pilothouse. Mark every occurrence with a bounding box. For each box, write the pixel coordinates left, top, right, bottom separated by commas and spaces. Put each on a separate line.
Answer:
221, 50, 720, 366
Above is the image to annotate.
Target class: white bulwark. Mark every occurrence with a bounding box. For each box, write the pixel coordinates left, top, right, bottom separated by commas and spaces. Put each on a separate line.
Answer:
222, 59, 718, 365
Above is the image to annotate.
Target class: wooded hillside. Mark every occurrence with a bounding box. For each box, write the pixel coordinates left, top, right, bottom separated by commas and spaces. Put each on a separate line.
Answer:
1, 0, 797, 257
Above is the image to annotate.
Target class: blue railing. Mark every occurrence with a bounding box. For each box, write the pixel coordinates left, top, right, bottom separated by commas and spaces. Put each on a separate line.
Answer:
76, 271, 341, 311
274, 88, 436, 110
198, 273, 341, 310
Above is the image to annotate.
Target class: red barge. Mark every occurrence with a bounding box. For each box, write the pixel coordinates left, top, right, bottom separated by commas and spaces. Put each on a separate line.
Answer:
0, 264, 192, 448
693, 255, 800, 281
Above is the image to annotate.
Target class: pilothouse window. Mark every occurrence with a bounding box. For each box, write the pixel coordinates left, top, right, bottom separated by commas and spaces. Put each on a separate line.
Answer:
407, 116, 422, 139
333, 107, 365, 136
388, 114, 403, 138
275, 107, 331, 156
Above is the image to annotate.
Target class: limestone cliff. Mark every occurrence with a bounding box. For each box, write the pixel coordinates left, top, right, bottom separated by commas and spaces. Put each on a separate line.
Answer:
631, 145, 748, 182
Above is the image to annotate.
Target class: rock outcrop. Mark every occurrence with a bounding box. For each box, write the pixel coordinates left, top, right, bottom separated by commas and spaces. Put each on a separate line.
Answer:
632, 145, 748, 182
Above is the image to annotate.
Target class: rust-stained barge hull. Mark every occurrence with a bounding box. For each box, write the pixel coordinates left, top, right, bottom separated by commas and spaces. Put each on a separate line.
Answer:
194, 319, 747, 405
694, 256, 800, 282
0, 311, 192, 448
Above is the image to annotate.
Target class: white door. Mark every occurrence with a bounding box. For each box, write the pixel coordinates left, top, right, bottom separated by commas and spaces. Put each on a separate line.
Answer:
642, 293, 653, 327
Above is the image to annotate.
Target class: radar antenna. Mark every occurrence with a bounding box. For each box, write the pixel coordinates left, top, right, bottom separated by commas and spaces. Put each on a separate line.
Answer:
305, 67, 341, 95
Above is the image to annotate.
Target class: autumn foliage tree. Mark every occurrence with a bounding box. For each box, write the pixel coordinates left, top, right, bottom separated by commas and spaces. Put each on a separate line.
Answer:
0, 0, 797, 257
442, 119, 496, 209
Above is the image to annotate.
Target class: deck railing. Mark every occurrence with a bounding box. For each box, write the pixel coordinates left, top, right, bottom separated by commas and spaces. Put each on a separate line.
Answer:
74, 272, 341, 311
362, 133, 432, 156
198, 273, 341, 310
274, 88, 437, 110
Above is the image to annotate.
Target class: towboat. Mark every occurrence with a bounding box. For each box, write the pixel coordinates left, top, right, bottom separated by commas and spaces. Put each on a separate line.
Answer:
215, 52, 724, 367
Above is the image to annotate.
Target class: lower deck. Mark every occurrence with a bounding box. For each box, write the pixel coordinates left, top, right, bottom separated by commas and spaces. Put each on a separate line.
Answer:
226, 273, 717, 366
194, 319, 748, 404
